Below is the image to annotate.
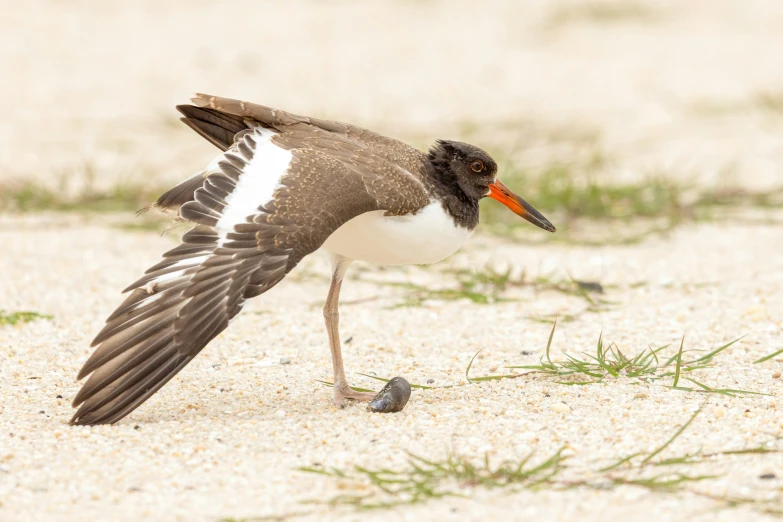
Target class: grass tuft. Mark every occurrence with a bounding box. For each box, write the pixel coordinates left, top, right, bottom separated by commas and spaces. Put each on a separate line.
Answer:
0, 310, 53, 326
504, 322, 760, 396
299, 406, 782, 512
0, 169, 167, 212
325, 322, 763, 397
351, 265, 611, 309
299, 448, 567, 509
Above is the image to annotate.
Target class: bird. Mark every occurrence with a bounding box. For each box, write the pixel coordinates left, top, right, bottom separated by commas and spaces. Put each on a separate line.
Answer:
70, 94, 556, 425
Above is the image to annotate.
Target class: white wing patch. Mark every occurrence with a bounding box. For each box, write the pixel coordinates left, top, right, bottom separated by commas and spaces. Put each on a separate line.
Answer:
138, 127, 293, 295
216, 127, 293, 243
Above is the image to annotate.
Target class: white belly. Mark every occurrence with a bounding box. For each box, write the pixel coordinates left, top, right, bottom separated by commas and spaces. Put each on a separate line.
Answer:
322, 202, 473, 265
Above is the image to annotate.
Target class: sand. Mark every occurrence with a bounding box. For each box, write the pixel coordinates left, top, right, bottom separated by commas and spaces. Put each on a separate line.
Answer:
1, 213, 782, 521
1, 1, 782, 521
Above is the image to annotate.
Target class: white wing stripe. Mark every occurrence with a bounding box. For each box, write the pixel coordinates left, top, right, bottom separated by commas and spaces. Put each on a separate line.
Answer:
215, 127, 293, 244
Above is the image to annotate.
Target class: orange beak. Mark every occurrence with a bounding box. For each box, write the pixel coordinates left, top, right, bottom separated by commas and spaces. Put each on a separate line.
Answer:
488, 180, 556, 232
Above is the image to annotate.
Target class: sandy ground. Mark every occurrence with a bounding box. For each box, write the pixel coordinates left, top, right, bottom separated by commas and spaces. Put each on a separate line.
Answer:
1, 1, 783, 521
1, 214, 782, 521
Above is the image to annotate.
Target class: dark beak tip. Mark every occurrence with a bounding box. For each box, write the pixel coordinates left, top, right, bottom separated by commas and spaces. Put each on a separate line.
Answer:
531, 216, 556, 233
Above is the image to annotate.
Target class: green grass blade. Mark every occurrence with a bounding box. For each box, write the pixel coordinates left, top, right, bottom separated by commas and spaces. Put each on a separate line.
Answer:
545, 318, 558, 366
315, 380, 375, 393
357, 373, 433, 390
672, 335, 685, 388
465, 348, 484, 384
754, 347, 783, 364
596, 330, 604, 361
598, 452, 641, 472
682, 377, 771, 397
685, 335, 746, 365
642, 403, 703, 464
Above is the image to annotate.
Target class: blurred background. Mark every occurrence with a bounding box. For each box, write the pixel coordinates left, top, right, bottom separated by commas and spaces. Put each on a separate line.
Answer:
2, 0, 782, 241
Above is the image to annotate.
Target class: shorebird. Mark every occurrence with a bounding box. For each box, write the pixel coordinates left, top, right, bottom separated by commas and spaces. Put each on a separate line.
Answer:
70, 94, 555, 425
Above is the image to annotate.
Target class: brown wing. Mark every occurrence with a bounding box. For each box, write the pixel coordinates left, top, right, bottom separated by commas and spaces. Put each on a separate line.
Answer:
71, 117, 430, 425
157, 95, 429, 212
189, 93, 428, 182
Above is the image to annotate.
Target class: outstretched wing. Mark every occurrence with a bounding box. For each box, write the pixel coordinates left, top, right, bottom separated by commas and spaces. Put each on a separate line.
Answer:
188, 92, 427, 177
72, 115, 430, 425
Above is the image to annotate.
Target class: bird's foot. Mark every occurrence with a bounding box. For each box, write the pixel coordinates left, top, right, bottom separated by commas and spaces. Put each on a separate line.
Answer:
333, 384, 376, 407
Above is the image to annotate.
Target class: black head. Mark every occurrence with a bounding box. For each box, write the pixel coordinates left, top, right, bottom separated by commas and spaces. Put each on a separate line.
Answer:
427, 139, 556, 233
428, 140, 498, 201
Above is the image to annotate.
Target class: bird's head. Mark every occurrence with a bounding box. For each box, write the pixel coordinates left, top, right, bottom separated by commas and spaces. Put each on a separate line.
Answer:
428, 140, 556, 232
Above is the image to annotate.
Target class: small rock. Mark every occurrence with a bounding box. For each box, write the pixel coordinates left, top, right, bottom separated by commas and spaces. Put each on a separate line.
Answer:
367, 377, 411, 413
521, 351, 533, 356
426, 379, 435, 384
38, 410, 45, 414
279, 357, 291, 365
773, 371, 781, 379
759, 473, 776, 480
713, 406, 725, 418
274, 409, 286, 418
575, 280, 604, 293
55, 395, 63, 399
633, 393, 647, 400
551, 402, 569, 413
344, 336, 353, 344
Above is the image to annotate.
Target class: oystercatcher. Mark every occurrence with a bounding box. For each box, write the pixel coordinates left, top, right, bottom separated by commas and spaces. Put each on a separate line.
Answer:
70, 94, 555, 425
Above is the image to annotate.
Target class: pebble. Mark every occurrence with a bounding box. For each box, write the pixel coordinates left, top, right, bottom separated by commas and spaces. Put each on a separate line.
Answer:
551, 403, 569, 413
273, 410, 286, 419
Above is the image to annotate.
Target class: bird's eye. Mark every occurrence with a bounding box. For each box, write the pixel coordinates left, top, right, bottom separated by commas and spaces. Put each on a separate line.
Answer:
470, 160, 484, 173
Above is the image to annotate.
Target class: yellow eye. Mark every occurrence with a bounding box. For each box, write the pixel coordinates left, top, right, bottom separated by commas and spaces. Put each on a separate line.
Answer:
470, 160, 484, 172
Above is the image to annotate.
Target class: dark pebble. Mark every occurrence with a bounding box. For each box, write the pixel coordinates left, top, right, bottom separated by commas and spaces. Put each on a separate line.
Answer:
367, 377, 411, 413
